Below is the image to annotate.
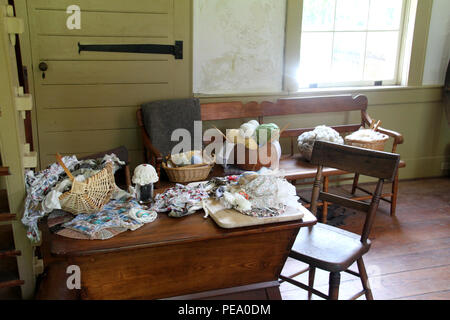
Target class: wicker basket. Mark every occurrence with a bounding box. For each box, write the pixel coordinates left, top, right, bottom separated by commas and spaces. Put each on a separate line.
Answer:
345, 131, 389, 151
56, 153, 116, 215
162, 162, 213, 183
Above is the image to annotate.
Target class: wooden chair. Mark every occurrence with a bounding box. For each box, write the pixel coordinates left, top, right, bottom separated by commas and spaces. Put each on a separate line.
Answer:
279, 141, 400, 300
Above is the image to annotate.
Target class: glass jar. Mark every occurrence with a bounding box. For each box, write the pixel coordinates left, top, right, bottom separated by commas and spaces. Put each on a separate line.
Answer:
136, 183, 154, 204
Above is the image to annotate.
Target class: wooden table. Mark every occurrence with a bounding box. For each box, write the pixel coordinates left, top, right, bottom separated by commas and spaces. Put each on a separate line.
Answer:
36, 183, 316, 300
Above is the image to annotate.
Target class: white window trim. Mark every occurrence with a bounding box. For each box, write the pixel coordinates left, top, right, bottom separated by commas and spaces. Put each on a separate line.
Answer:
284, 0, 433, 94
297, 0, 407, 89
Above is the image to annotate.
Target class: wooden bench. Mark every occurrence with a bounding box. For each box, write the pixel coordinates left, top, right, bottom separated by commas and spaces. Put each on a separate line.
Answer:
261, 95, 405, 221
137, 100, 262, 178
137, 94, 405, 221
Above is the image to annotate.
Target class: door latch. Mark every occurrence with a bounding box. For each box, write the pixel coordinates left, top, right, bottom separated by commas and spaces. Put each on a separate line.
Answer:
38, 62, 48, 79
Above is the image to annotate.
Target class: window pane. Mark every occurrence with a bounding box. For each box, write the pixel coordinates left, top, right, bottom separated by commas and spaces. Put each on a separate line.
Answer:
331, 32, 366, 81
298, 32, 333, 87
368, 0, 403, 31
302, 0, 336, 31
299, 0, 404, 87
364, 32, 399, 81
335, 0, 369, 31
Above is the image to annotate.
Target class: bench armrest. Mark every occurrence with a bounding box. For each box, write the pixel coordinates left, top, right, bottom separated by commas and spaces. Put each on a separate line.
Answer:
376, 126, 404, 145
362, 111, 404, 152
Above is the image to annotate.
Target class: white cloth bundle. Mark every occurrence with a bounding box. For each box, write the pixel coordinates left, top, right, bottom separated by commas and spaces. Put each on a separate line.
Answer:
239, 120, 260, 138
132, 164, 159, 185
297, 125, 344, 160
345, 129, 388, 142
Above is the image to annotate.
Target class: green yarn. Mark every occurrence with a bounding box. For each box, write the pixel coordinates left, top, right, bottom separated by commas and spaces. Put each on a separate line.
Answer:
255, 123, 280, 145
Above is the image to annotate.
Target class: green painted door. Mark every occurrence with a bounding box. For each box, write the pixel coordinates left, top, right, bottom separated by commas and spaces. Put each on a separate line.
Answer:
25, 0, 192, 169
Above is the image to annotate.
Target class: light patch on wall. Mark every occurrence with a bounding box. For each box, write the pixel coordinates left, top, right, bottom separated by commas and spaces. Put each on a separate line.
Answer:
423, 0, 450, 85
193, 0, 286, 94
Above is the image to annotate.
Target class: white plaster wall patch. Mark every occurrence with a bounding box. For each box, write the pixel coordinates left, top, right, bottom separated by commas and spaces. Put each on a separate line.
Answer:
193, 0, 286, 94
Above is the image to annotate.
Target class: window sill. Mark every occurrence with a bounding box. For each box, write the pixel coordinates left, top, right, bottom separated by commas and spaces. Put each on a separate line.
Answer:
195, 84, 443, 101
195, 85, 443, 107
293, 84, 443, 95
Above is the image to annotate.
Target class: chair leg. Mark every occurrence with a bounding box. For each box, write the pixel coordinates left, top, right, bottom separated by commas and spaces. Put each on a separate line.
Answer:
124, 165, 132, 189
308, 266, 316, 300
328, 272, 340, 300
351, 173, 360, 195
390, 171, 399, 217
357, 258, 374, 300
322, 176, 329, 223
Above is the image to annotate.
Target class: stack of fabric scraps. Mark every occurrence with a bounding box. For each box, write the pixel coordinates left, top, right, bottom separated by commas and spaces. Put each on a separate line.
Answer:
22, 153, 126, 242
51, 198, 156, 240
152, 183, 209, 217
203, 170, 302, 218
138, 169, 302, 222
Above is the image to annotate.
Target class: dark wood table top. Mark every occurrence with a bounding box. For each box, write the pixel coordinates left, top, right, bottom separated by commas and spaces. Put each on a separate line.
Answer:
46, 166, 317, 258
48, 208, 316, 257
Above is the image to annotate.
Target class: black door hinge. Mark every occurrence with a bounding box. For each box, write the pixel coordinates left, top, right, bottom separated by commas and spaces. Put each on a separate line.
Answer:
78, 41, 183, 59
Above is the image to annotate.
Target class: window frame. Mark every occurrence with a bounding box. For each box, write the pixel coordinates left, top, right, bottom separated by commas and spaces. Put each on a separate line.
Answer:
297, 0, 407, 89
283, 0, 433, 93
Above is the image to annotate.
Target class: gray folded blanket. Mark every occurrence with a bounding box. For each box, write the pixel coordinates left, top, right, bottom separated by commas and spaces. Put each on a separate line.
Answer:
141, 98, 201, 157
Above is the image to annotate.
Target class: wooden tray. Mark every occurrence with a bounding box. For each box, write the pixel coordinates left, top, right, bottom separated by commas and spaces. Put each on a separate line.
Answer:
203, 199, 306, 229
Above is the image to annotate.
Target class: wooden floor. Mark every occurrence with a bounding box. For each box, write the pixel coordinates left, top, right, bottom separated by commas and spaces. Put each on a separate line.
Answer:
280, 177, 450, 300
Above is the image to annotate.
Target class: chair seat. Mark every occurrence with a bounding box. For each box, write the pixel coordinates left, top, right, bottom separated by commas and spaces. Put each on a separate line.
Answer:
290, 223, 371, 273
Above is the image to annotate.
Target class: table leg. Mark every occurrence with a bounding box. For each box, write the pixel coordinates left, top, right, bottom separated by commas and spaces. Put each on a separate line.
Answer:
390, 171, 399, 217
265, 286, 282, 300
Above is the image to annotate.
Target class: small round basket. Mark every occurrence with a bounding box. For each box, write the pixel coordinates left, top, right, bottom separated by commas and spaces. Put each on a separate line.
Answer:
163, 151, 215, 183
162, 162, 214, 183
56, 153, 116, 215
345, 131, 389, 151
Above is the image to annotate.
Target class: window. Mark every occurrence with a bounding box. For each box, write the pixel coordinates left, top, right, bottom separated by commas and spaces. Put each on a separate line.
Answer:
297, 0, 406, 88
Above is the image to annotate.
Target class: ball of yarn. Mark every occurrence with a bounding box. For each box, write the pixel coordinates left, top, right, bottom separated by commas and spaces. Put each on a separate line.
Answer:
239, 120, 260, 138
255, 123, 280, 145
191, 154, 203, 165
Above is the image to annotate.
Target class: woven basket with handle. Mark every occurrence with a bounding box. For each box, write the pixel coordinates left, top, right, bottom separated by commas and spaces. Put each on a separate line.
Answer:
56, 153, 116, 215
344, 120, 389, 151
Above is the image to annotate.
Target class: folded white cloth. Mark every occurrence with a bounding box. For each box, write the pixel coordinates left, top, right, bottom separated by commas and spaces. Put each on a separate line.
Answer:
41, 190, 62, 214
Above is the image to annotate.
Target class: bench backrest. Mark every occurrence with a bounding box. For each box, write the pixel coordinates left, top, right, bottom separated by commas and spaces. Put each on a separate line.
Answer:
200, 94, 367, 124
139, 95, 372, 156
261, 95, 368, 155
261, 94, 367, 116
200, 101, 262, 121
